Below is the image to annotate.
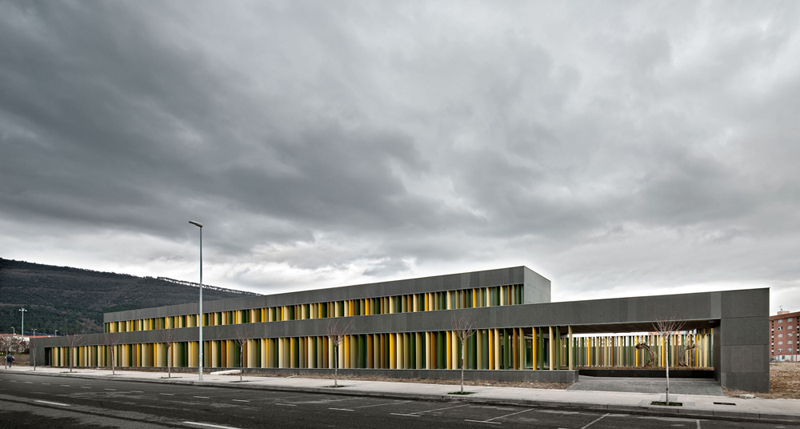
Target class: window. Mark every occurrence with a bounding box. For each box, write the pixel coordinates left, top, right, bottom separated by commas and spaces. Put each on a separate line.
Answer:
778, 349, 783, 353
778, 319, 784, 323
790, 325, 795, 329
778, 326, 783, 330
789, 341, 794, 344
778, 334, 783, 337
778, 341, 783, 345
789, 318, 794, 321
790, 333, 794, 337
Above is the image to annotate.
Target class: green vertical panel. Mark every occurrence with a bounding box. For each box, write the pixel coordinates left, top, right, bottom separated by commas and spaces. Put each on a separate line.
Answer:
357, 335, 365, 369
467, 334, 475, 369
482, 330, 489, 369
409, 333, 416, 369
435, 332, 443, 369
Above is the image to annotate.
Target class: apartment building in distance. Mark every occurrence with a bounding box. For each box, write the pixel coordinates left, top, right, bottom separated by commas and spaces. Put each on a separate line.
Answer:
771, 309, 800, 362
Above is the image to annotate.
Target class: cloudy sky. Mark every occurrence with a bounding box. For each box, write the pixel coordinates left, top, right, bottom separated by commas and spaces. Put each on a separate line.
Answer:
2, 1, 799, 314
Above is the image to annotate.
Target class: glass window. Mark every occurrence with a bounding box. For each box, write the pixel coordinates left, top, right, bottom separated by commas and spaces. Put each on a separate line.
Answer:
778, 341, 783, 345
778, 334, 783, 337
789, 318, 794, 321
778, 319, 784, 323
778, 327, 783, 330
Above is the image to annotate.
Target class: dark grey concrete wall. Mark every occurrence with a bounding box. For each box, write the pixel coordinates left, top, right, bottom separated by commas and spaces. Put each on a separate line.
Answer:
717, 288, 770, 392
105, 266, 546, 323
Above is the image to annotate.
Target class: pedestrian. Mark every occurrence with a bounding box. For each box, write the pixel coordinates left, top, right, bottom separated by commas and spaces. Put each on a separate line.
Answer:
5, 353, 14, 368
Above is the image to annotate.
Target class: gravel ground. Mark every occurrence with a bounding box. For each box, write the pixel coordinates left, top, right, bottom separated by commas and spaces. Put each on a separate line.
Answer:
724, 361, 800, 399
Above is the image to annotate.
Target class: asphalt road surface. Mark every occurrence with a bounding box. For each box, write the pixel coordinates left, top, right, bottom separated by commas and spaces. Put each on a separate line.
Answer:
0, 372, 796, 429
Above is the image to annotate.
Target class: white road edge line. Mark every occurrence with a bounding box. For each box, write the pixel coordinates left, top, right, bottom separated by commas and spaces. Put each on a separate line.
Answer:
232, 399, 249, 402
390, 413, 420, 417
194, 396, 211, 399
184, 422, 238, 429
34, 400, 70, 407
275, 403, 296, 407
581, 413, 610, 429
465, 419, 501, 424
329, 408, 354, 411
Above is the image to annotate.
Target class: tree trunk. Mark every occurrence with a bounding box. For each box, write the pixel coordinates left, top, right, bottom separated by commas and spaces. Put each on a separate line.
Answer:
69, 347, 73, 373
461, 344, 465, 393
665, 335, 670, 404
334, 345, 339, 387
112, 348, 116, 375
240, 344, 244, 382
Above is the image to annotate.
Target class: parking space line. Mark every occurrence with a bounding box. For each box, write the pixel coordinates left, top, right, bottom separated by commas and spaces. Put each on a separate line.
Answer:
354, 400, 410, 409
581, 413, 609, 429
466, 408, 534, 424
34, 400, 70, 407
184, 422, 238, 429
392, 403, 468, 417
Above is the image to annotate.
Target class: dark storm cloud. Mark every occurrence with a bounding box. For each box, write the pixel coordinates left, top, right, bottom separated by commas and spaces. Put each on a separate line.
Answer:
1, 1, 800, 312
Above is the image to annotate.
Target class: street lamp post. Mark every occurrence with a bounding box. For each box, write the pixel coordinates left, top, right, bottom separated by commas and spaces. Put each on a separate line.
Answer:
19, 308, 27, 337
189, 220, 204, 381
32, 329, 37, 370
54, 330, 58, 337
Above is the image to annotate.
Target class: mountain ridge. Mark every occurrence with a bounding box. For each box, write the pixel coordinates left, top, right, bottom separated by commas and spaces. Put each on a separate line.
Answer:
0, 258, 258, 335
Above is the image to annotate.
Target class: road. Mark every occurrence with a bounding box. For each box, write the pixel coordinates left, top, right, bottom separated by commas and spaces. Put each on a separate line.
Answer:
0, 372, 796, 428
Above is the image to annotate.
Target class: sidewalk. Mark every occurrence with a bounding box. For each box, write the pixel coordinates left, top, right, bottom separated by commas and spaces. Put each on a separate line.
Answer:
4, 366, 799, 423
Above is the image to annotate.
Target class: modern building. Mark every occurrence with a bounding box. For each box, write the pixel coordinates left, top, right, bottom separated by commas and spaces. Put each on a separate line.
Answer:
32, 266, 770, 392
771, 309, 799, 362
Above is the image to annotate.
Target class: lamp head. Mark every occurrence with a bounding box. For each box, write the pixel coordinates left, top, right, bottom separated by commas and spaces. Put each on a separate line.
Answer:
189, 220, 203, 228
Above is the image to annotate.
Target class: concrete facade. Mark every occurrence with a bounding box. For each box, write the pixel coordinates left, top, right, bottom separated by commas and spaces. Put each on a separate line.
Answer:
32, 266, 770, 392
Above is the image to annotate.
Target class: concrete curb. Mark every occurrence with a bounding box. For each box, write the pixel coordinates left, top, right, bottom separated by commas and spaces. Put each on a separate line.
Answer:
9, 370, 800, 424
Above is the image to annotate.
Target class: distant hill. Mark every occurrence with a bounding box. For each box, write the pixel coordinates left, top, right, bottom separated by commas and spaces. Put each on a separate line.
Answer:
0, 258, 259, 335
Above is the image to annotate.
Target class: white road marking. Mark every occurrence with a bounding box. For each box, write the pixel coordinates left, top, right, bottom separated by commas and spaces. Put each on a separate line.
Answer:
581, 413, 610, 429
329, 408, 354, 411
160, 393, 175, 396
184, 422, 239, 429
275, 403, 296, 406
105, 388, 116, 391
60, 385, 71, 387
131, 390, 143, 393
34, 400, 70, 407
194, 396, 211, 399
464, 420, 501, 424
232, 399, 249, 403
391, 404, 469, 418
80, 386, 91, 389
354, 400, 410, 409
25, 381, 33, 384
697, 420, 701, 429
466, 408, 535, 424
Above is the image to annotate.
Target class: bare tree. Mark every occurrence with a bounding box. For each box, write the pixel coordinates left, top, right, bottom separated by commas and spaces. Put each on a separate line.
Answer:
64, 334, 86, 373
1, 337, 11, 368
159, 329, 178, 378
104, 333, 121, 375
452, 316, 477, 393
324, 319, 352, 387
653, 315, 685, 405
233, 328, 254, 382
